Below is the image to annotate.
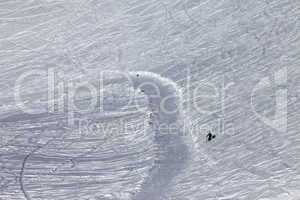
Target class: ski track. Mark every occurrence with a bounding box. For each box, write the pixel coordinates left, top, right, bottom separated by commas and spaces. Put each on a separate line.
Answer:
17, 71, 189, 200
128, 71, 189, 200
0, 0, 300, 200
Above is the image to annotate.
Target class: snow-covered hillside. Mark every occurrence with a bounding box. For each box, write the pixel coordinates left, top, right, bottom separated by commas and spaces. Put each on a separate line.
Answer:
0, 0, 299, 200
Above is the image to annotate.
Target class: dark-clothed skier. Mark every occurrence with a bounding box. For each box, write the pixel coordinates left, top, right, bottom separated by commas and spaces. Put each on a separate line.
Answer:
206, 131, 216, 142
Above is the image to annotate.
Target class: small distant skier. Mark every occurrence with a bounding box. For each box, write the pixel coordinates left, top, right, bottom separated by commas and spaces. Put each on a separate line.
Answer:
206, 131, 216, 142
149, 113, 153, 119
148, 113, 153, 125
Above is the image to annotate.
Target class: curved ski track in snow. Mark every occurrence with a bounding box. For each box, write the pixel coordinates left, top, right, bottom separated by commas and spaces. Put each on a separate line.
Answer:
18, 71, 189, 200
129, 71, 189, 200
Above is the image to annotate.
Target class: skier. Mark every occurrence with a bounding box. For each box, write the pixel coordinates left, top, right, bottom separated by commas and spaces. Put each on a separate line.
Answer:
206, 131, 216, 142
148, 113, 153, 125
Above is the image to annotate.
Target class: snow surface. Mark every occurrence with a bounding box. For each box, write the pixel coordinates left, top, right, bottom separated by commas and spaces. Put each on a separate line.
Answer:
0, 0, 300, 200
128, 71, 188, 200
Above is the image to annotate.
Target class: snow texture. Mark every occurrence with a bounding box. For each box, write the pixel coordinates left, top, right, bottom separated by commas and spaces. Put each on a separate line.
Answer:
128, 71, 188, 200
0, 0, 299, 200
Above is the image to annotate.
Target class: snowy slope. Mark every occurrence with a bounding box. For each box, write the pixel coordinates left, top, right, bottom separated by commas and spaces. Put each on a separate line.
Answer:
0, 0, 300, 200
